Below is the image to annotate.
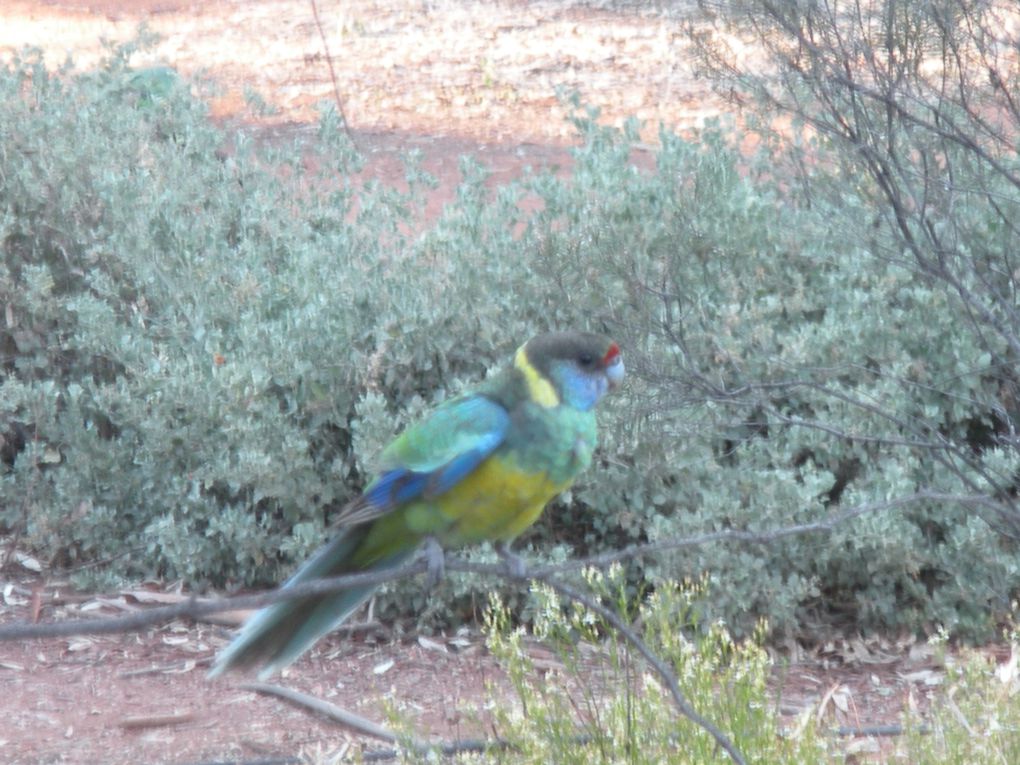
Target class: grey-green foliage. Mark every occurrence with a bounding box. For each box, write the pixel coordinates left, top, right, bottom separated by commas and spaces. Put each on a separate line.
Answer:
656, 0, 1020, 638
512, 92, 1020, 638
0, 41, 535, 589
0, 42, 628, 602
4, 25, 1019, 642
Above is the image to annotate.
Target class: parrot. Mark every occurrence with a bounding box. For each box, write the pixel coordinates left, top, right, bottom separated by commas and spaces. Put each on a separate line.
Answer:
209, 330, 624, 678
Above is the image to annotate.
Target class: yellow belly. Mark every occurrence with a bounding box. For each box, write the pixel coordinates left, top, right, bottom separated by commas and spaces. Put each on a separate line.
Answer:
406, 455, 568, 544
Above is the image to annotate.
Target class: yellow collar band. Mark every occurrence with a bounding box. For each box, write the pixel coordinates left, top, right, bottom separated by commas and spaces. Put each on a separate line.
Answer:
513, 345, 560, 408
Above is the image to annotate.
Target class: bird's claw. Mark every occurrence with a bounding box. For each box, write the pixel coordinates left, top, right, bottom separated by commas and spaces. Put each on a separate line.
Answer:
422, 536, 446, 590
496, 541, 528, 579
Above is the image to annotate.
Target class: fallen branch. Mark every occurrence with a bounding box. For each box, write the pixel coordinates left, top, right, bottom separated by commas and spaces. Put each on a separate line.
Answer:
0, 491, 975, 643
119, 711, 196, 730
361, 737, 511, 762
241, 682, 401, 743
830, 723, 930, 737
242, 682, 511, 761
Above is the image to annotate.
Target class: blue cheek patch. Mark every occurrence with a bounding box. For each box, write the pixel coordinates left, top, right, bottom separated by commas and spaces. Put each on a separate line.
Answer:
551, 363, 602, 411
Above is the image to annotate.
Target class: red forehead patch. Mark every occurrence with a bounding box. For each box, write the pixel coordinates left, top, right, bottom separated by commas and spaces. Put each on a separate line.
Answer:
603, 343, 620, 364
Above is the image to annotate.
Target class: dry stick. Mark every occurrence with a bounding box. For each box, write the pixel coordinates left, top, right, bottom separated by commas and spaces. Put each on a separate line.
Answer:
241, 682, 401, 743
119, 712, 196, 730
831, 724, 930, 737
308, 0, 356, 148
242, 682, 511, 761
361, 738, 511, 763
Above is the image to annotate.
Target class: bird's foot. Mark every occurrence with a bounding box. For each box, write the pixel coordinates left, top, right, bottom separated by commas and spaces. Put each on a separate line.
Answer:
496, 541, 528, 579
422, 536, 446, 590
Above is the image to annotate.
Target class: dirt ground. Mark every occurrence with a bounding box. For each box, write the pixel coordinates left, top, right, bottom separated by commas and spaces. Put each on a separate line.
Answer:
0, 1, 1006, 763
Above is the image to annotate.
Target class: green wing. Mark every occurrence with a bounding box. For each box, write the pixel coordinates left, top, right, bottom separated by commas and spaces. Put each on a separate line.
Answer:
334, 394, 510, 525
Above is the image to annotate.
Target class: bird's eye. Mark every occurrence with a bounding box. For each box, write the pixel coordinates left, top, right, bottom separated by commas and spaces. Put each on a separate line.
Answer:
578, 353, 594, 366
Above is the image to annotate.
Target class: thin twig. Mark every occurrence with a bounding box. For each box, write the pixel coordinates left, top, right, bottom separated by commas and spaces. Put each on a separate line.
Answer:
530, 491, 987, 577
241, 682, 401, 743
242, 682, 512, 761
308, 0, 356, 147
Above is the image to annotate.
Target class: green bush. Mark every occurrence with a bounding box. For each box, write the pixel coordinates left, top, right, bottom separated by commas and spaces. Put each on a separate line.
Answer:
482, 572, 824, 765
2, 34, 1018, 641
512, 100, 1020, 639
467, 578, 1020, 765
0, 42, 540, 590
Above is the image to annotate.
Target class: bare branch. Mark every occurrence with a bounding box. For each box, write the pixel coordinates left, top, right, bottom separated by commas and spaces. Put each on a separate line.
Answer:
308, 0, 355, 147
0, 492, 978, 642
241, 682, 402, 743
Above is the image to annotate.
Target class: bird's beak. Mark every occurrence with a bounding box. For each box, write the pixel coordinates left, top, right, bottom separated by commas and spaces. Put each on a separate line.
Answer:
605, 355, 625, 391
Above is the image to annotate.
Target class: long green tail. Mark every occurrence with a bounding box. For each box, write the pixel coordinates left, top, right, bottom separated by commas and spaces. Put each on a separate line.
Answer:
209, 525, 417, 679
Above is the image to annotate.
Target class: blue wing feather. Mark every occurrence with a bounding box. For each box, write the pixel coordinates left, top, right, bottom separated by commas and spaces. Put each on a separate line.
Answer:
335, 394, 508, 524
363, 469, 428, 508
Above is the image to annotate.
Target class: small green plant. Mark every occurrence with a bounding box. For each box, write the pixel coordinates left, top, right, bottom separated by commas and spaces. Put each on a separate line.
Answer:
482, 569, 824, 764
897, 626, 1020, 765
478, 581, 1020, 765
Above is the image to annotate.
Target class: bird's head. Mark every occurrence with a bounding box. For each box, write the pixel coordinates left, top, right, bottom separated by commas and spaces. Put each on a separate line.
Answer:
514, 331, 625, 411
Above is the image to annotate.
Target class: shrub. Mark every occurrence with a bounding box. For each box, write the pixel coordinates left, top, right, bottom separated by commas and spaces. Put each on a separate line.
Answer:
513, 98, 1020, 639
0, 42, 537, 589
482, 572, 822, 765
466, 578, 1020, 765
3, 30, 1019, 641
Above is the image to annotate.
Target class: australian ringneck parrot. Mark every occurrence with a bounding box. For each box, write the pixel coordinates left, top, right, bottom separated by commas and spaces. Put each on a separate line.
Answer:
210, 331, 624, 678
